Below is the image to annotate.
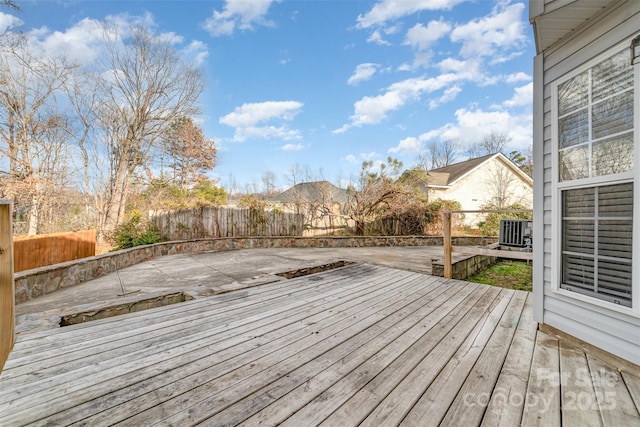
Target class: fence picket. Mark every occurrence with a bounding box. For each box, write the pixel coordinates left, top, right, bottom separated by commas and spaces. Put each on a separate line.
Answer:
150, 207, 305, 240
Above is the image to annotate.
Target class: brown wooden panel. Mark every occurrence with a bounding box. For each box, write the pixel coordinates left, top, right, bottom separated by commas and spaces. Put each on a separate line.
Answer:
12, 230, 96, 272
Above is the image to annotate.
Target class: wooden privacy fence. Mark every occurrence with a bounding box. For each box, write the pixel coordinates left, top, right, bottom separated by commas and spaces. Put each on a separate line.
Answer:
1, 201, 14, 372
442, 209, 533, 279
13, 230, 96, 273
151, 207, 305, 240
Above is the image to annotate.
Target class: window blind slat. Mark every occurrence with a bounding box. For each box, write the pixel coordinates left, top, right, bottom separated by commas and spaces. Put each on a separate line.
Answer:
561, 182, 633, 307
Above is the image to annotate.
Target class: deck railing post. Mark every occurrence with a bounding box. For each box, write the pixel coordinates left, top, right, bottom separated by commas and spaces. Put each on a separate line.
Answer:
443, 211, 452, 279
0, 200, 14, 372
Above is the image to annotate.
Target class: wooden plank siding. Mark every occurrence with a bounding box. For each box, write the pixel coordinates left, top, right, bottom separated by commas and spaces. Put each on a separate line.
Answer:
534, 0, 640, 366
12, 230, 96, 273
1, 264, 638, 426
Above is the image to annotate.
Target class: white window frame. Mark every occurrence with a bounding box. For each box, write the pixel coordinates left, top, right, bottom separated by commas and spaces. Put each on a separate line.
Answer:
550, 39, 640, 317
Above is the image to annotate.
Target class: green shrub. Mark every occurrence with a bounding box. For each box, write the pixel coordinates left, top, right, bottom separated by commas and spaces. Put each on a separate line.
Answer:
112, 210, 162, 250
477, 203, 532, 236
424, 199, 463, 235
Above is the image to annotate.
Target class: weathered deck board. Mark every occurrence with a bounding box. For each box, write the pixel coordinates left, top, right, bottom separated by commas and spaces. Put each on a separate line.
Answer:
113, 275, 460, 425
588, 355, 640, 426
559, 342, 603, 427
0, 263, 638, 427
224, 284, 487, 427
79, 276, 446, 425
623, 371, 640, 416
398, 289, 514, 426
480, 292, 537, 427
354, 286, 500, 427
1, 269, 432, 423
2, 265, 398, 381
8, 263, 383, 357
520, 332, 561, 427
438, 291, 528, 426
239, 284, 492, 427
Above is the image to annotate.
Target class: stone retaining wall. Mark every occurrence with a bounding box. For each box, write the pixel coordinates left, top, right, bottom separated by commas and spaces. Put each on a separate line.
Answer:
432, 253, 498, 280
15, 235, 497, 304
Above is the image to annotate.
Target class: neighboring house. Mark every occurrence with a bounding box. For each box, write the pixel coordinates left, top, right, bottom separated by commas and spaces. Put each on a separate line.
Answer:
423, 153, 533, 225
531, 0, 639, 364
270, 181, 352, 235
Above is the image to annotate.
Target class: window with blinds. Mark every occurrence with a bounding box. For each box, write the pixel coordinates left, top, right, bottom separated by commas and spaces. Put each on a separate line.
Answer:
561, 183, 633, 306
558, 50, 634, 181
556, 44, 635, 309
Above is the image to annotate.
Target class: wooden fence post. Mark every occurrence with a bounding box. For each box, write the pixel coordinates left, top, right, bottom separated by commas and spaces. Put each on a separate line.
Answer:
443, 211, 452, 279
0, 200, 15, 372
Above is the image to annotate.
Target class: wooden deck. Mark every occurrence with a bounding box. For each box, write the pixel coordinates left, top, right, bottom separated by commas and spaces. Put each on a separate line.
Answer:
0, 263, 639, 426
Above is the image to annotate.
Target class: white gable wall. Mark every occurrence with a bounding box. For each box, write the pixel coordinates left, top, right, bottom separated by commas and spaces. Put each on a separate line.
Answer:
534, 1, 640, 364
431, 156, 532, 226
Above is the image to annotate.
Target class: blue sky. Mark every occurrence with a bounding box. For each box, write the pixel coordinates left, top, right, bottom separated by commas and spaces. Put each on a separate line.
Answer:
2, 0, 534, 191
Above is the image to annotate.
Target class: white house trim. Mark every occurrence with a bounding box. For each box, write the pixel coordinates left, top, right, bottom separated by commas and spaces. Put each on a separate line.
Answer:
548, 39, 638, 317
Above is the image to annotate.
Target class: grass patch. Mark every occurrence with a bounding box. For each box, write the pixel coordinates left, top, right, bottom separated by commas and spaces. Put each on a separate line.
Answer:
467, 260, 532, 292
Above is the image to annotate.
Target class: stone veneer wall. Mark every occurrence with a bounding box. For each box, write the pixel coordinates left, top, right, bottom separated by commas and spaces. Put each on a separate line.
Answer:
431, 253, 498, 280
14, 235, 497, 304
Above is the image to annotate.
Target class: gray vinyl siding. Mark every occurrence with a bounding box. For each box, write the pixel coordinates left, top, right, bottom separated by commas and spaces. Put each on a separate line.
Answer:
535, 1, 640, 365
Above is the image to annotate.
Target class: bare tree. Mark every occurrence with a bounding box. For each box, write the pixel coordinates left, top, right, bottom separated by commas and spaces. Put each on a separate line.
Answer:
94, 25, 204, 237
286, 163, 303, 186
427, 139, 458, 169
261, 171, 278, 197
467, 131, 511, 158
345, 157, 405, 235
0, 34, 76, 234
483, 162, 524, 208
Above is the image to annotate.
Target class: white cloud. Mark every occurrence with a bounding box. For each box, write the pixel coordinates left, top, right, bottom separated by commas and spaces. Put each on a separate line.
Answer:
0, 12, 22, 33
348, 63, 379, 85
438, 58, 480, 74
181, 40, 209, 66
415, 107, 532, 149
156, 31, 184, 45
234, 125, 301, 142
202, 0, 280, 37
361, 151, 378, 161
429, 85, 461, 109
357, 0, 466, 29
404, 19, 451, 50
19, 13, 201, 67
503, 82, 532, 107
450, 3, 526, 59
334, 73, 463, 133
220, 101, 302, 127
388, 136, 423, 154
220, 100, 303, 142
367, 30, 391, 46
506, 72, 531, 83
343, 152, 379, 165
31, 17, 103, 65
344, 154, 358, 165
282, 143, 304, 151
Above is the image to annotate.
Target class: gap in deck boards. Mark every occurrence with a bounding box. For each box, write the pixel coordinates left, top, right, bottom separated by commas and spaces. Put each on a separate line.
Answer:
55, 260, 355, 328
275, 260, 355, 279
58, 292, 193, 327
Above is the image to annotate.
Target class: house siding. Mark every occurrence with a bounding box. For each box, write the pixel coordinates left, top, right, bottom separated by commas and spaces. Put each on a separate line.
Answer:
431, 156, 533, 226
535, 1, 640, 364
